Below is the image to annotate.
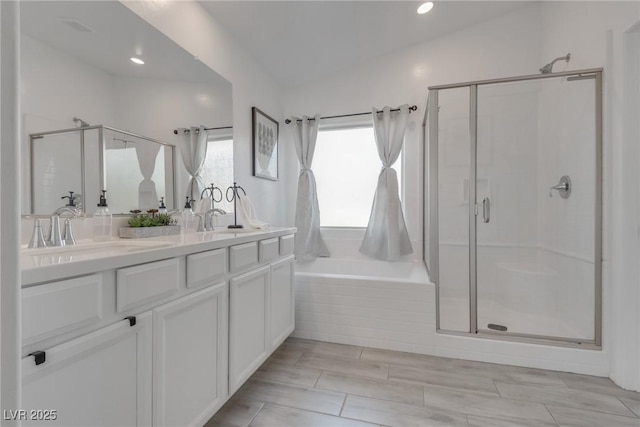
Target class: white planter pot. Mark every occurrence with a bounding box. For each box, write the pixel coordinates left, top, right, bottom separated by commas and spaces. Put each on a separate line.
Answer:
119, 226, 181, 239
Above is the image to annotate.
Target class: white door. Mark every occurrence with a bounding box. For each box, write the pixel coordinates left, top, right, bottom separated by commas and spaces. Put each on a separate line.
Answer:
21, 312, 152, 427
153, 282, 228, 427
229, 265, 270, 393
270, 255, 295, 348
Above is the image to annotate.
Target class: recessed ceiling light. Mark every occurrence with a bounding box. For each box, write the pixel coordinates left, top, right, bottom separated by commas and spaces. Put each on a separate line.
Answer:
417, 1, 434, 15
130, 57, 145, 65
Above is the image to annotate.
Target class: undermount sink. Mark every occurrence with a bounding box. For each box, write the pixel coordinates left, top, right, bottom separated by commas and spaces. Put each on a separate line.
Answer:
22, 240, 173, 259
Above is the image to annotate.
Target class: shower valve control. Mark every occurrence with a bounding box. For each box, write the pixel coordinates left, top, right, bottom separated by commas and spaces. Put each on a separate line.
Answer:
550, 175, 572, 199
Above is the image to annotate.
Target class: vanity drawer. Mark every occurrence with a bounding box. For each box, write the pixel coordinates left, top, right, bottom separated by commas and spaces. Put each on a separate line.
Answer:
187, 248, 227, 289
229, 242, 258, 273
117, 258, 180, 312
23, 274, 103, 344
280, 234, 295, 256
259, 238, 280, 263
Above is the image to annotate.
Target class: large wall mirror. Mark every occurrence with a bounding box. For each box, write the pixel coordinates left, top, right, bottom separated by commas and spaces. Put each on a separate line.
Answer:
21, 1, 233, 215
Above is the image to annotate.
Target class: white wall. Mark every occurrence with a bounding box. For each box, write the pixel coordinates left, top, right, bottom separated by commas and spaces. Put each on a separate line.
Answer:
538, 0, 640, 391
283, 4, 543, 261
286, 1, 640, 389
112, 75, 232, 206
1, 0, 22, 417
620, 21, 640, 395
20, 35, 116, 213
122, 0, 288, 226
21, 29, 234, 215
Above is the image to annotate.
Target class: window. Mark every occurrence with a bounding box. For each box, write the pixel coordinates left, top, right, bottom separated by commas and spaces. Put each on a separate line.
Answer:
313, 126, 402, 227
201, 136, 234, 213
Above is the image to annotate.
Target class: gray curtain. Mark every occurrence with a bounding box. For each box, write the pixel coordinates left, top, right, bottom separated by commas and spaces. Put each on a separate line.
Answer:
288, 115, 329, 262
179, 126, 208, 201
360, 105, 413, 261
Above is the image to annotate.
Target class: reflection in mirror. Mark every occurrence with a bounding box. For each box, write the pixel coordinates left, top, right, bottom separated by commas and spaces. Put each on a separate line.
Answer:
21, 1, 233, 216
30, 130, 82, 214
103, 128, 175, 214
202, 127, 234, 213
30, 125, 176, 215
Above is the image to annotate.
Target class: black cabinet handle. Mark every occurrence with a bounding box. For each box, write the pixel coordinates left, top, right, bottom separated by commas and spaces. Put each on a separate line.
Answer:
29, 351, 46, 366
124, 316, 136, 327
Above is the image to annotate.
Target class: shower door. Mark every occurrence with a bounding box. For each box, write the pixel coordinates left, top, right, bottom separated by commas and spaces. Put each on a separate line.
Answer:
428, 69, 602, 346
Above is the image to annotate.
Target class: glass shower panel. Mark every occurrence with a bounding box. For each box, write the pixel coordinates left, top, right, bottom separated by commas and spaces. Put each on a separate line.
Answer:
476, 77, 596, 340
31, 130, 82, 213
437, 88, 471, 332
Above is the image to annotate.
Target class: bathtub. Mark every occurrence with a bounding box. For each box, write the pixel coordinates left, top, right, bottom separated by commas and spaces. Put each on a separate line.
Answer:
295, 258, 430, 283
293, 258, 434, 352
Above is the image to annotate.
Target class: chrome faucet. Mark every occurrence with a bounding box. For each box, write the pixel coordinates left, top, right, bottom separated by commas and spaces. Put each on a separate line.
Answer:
204, 208, 227, 231
28, 219, 48, 249
48, 206, 81, 246
196, 208, 227, 232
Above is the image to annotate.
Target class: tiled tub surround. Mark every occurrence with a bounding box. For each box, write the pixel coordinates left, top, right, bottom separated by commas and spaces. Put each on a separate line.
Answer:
293, 257, 611, 381
294, 258, 432, 352
207, 337, 640, 427
20, 227, 296, 426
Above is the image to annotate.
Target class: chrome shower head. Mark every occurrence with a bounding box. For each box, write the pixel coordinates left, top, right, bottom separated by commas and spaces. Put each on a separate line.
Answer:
540, 53, 571, 74
72, 117, 90, 128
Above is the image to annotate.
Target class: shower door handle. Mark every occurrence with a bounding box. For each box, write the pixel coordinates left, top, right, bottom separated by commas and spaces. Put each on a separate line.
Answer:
482, 198, 490, 223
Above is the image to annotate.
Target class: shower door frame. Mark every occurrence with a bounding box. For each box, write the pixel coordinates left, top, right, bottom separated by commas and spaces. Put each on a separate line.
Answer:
425, 68, 603, 348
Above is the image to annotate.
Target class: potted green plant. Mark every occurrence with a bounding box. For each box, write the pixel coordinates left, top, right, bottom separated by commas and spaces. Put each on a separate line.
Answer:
119, 209, 180, 238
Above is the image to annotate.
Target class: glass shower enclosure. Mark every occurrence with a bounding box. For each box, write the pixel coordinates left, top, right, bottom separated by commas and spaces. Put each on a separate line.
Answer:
424, 69, 602, 346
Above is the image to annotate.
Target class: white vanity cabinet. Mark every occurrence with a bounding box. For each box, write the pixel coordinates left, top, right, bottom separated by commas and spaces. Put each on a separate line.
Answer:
152, 282, 228, 427
21, 312, 152, 427
270, 255, 296, 348
20, 229, 296, 427
228, 253, 296, 393
229, 265, 270, 392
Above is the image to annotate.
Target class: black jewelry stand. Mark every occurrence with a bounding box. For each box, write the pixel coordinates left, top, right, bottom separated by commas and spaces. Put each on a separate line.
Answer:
226, 182, 246, 229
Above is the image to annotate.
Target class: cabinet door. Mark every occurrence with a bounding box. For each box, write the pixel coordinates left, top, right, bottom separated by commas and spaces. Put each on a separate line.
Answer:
270, 255, 295, 349
21, 312, 152, 427
153, 283, 228, 427
229, 265, 270, 393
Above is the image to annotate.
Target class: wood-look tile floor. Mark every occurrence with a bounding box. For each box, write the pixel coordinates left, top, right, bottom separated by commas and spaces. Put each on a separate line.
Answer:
205, 338, 640, 427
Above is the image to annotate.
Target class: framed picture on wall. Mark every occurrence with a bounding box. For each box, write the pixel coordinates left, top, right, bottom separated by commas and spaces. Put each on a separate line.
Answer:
252, 107, 279, 181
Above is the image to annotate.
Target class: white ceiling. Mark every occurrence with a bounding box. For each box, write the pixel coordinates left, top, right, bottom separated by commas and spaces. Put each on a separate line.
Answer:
21, 1, 230, 87
200, 1, 531, 88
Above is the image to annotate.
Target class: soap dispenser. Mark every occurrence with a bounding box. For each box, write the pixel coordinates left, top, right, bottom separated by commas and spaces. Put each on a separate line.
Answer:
181, 196, 196, 234
93, 190, 112, 242
158, 197, 167, 214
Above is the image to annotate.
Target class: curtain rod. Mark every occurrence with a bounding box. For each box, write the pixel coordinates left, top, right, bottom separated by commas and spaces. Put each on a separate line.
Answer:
173, 126, 232, 135
284, 105, 417, 125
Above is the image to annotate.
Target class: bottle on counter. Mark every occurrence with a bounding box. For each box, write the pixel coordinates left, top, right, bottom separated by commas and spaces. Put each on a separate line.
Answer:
181, 196, 197, 234
158, 197, 168, 215
93, 190, 112, 241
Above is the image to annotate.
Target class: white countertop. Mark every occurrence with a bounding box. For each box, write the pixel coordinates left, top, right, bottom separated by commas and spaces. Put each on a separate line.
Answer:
21, 227, 296, 286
